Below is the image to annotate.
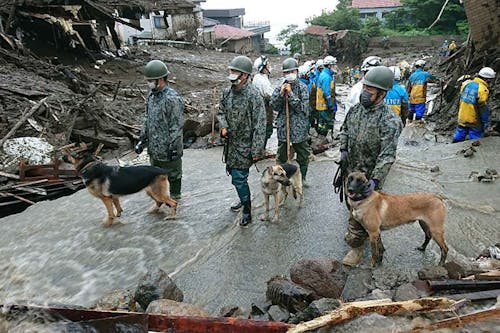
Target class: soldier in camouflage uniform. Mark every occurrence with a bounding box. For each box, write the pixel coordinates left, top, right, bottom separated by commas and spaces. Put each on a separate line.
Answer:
217, 55, 266, 227
136, 60, 184, 199
339, 66, 403, 266
270, 58, 312, 183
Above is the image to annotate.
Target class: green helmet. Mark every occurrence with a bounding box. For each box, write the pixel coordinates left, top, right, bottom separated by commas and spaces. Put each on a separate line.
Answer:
144, 60, 169, 79
228, 56, 253, 74
282, 58, 299, 72
363, 66, 394, 91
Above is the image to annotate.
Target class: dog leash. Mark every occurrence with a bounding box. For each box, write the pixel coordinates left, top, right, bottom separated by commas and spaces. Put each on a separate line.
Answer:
333, 160, 347, 203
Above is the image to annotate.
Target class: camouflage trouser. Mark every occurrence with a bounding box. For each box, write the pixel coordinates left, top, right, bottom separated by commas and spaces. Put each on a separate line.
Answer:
150, 158, 182, 196
276, 140, 312, 180
344, 214, 368, 248
265, 101, 274, 140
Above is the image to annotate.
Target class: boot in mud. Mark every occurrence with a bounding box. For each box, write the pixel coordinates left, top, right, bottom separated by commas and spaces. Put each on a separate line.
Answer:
240, 201, 252, 227
342, 247, 364, 267
231, 201, 242, 212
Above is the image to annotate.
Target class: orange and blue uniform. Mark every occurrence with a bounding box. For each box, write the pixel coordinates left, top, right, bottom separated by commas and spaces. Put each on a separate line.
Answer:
407, 68, 437, 120
385, 80, 409, 117
316, 67, 336, 135
453, 77, 490, 142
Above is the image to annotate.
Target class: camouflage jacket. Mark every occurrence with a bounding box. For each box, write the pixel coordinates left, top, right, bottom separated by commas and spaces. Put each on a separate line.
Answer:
339, 101, 402, 188
217, 81, 266, 169
270, 80, 310, 143
140, 85, 184, 162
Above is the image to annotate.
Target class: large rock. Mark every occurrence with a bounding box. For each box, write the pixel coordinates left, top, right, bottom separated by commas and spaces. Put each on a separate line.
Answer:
417, 266, 448, 281
341, 268, 373, 301
289, 298, 341, 324
267, 305, 290, 322
92, 288, 141, 312
266, 275, 315, 313
134, 267, 183, 310
290, 258, 347, 299
146, 299, 209, 317
394, 283, 421, 301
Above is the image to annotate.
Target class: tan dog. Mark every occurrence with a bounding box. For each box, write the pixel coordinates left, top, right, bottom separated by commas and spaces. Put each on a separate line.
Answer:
346, 172, 448, 267
65, 152, 177, 225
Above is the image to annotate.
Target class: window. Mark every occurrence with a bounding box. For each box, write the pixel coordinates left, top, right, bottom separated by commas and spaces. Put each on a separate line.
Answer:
153, 16, 166, 28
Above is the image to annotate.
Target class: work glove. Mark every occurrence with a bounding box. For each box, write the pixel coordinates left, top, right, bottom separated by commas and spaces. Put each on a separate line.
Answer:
280, 83, 292, 96
221, 128, 229, 138
134, 141, 144, 154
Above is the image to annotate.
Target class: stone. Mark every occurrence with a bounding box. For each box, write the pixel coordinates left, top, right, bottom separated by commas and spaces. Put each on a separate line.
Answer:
417, 266, 448, 281
444, 261, 468, 279
335, 313, 413, 333
366, 289, 393, 301
290, 258, 347, 299
394, 283, 420, 301
92, 289, 140, 312
267, 305, 290, 322
219, 305, 244, 317
251, 300, 272, 315
288, 298, 341, 325
266, 275, 315, 313
146, 299, 209, 317
134, 267, 183, 310
341, 268, 373, 301
430, 165, 440, 172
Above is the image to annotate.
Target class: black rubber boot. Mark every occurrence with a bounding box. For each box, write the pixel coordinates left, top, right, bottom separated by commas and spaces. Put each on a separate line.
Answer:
240, 201, 252, 227
230, 201, 242, 212
170, 178, 181, 199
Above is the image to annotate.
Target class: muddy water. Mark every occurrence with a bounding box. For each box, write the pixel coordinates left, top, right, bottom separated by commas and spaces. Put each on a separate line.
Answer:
0, 83, 498, 316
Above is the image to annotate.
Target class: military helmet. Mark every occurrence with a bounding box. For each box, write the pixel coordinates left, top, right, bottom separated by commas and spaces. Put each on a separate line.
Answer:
228, 55, 253, 74
144, 60, 169, 79
363, 66, 394, 91
282, 58, 299, 72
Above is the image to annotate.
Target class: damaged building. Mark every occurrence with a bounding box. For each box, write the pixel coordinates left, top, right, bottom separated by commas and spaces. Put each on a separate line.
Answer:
0, 0, 200, 58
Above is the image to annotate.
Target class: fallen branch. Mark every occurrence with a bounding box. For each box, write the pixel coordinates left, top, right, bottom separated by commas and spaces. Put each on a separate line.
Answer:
426, 0, 451, 30
409, 308, 500, 333
0, 171, 20, 180
0, 191, 36, 205
0, 96, 49, 148
286, 298, 455, 333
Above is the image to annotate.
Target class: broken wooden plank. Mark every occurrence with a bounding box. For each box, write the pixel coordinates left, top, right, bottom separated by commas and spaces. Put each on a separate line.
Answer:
0, 85, 49, 97
447, 289, 500, 301
0, 192, 36, 205
0, 96, 49, 148
286, 297, 456, 333
409, 308, 500, 333
0, 171, 20, 180
475, 271, 500, 281
428, 280, 500, 292
71, 130, 119, 148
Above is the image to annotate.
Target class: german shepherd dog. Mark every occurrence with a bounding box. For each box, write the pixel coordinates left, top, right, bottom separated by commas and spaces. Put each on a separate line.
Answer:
65, 152, 177, 225
346, 172, 448, 267
261, 163, 303, 222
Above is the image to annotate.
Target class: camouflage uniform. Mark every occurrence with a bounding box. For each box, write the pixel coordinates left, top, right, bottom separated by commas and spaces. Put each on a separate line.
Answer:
217, 81, 266, 204
339, 102, 402, 247
140, 85, 184, 197
270, 80, 312, 179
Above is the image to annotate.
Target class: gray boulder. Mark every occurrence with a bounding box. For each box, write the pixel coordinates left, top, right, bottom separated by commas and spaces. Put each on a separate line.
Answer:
134, 267, 183, 310
146, 299, 209, 317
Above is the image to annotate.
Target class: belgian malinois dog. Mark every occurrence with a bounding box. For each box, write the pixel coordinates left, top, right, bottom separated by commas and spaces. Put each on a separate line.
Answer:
346, 172, 448, 266
65, 152, 177, 225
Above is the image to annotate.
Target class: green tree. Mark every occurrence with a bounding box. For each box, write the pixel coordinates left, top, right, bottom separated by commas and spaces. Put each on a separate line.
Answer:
361, 17, 382, 37
277, 24, 303, 54
401, 0, 467, 33
307, 0, 362, 31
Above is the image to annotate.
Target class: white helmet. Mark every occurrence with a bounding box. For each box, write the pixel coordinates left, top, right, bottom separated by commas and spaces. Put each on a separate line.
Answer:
253, 55, 268, 73
298, 65, 309, 78
389, 66, 401, 80
415, 59, 426, 67
324, 55, 337, 65
316, 59, 324, 68
478, 67, 496, 79
361, 56, 382, 72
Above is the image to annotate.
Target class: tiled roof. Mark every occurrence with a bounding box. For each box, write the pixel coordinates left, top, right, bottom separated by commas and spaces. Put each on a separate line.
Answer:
304, 25, 334, 36
351, 0, 402, 9
214, 24, 254, 40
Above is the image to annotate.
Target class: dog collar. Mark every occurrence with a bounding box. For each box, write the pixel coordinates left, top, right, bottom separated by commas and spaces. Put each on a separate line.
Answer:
348, 188, 374, 202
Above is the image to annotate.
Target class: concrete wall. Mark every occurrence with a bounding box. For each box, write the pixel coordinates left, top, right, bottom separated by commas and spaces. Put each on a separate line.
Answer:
463, 0, 499, 50
369, 35, 462, 48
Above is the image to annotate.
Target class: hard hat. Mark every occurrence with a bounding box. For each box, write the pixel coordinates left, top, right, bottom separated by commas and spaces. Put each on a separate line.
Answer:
415, 59, 426, 67
389, 66, 401, 81
363, 66, 394, 91
293, 52, 301, 60
282, 58, 299, 72
228, 55, 253, 74
324, 55, 337, 65
298, 65, 309, 78
253, 55, 268, 73
478, 67, 496, 79
361, 56, 382, 72
316, 59, 324, 68
144, 60, 169, 79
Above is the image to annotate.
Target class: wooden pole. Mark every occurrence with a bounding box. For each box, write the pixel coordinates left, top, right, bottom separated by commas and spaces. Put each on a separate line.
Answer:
285, 94, 291, 161
286, 297, 456, 333
409, 308, 500, 333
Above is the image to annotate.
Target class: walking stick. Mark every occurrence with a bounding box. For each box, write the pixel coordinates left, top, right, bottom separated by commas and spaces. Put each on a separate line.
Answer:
285, 93, 291, 161
210, 87, 217, 146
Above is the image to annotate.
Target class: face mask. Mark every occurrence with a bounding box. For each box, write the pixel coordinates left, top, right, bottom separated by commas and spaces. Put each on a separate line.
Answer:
228, 73, 242, 86
148, 81, 158, 91
285, 73, 297, 82
360, 90, 374, 108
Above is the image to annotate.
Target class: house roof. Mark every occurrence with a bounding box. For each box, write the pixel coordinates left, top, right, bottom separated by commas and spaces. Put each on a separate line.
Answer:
203, 17, 219, 28
305, 25, 334, 36
351, 0, 402, 9
214, 24, 254, 40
